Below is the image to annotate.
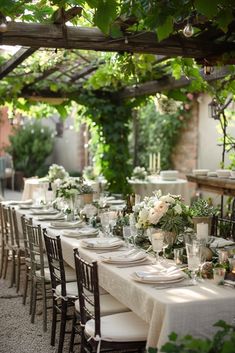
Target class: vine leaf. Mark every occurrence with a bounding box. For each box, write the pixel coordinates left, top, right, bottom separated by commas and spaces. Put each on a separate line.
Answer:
194, 0, 220, 18
156, 16, 173, 42
94, 0, 117, 35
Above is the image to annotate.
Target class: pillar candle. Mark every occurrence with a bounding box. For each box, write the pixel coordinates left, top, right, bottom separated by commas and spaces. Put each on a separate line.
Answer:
153, 153, 156, 172
157, 152, 161, 171
196, 222, 208, 241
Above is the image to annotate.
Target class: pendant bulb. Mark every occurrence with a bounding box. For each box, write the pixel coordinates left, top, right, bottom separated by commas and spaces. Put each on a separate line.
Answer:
183, 23, 194, 38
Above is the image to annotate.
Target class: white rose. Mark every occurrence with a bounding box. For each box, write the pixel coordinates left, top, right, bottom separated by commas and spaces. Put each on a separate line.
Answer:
139, 207, 149, 223
160, 195, 175, 203
174, 204, 182, 214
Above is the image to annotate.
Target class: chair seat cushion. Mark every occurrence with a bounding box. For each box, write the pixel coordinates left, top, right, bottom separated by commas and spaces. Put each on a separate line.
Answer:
85, 312, 148, 342
75, 294, 129, 316
55, 281, 78, 299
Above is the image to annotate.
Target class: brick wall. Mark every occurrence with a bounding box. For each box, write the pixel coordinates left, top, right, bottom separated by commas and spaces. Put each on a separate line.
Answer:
0, 107, 13, 155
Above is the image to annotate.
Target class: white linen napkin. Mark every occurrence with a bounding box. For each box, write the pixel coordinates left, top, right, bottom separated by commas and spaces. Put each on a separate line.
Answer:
210, 237, 235, 248
7, 199, 33, 205
31, 209, 58, 215
103, 250, 147, 263
62, 227, 98, 238
134, 267, 183, 282
81, 237, 123, 248
37, 212, 65, 221
50, 220, 83, 228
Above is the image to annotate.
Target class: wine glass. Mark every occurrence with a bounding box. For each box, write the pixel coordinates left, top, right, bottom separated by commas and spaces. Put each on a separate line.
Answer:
151, 232, 164, 264
186, 241, 201, 284
122, 226, 132, 248
100, 212, 110, 237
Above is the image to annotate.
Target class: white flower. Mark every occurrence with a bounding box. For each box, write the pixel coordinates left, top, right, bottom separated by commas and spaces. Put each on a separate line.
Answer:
160, 195, 175, 204
174, 204, 182, 214
148, 201, 168, 224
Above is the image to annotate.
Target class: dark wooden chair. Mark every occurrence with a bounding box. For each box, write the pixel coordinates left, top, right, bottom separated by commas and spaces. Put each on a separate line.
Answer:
26, 223, 52, 332
73, 248, 148, 353
21, 215, 33, 308
43, 231, 78, 353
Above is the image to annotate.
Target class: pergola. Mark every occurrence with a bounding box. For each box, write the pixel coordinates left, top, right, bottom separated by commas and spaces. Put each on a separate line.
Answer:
0, 6, 235, 102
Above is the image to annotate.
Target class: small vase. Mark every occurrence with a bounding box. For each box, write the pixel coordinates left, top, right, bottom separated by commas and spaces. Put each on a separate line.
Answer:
83, 193, 93, 205
68, 195, 76, 221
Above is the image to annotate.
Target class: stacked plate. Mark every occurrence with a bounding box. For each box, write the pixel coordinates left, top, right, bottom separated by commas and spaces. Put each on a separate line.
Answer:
81, 237, 124, 250
192, 169, 209, 176
62, 227, 99, 238
31, 208, 58, 215
101, 250, 148, 265
131, 266, 185, 284
160, 170, 179, 181
37, 212, 65, 221
49, 220, 83, 229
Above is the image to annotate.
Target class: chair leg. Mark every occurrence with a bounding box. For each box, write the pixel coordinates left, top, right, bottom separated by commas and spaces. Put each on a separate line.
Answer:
69, 312, 77, 353
57, 300, 68, 353
10, 250, 16, 288
41, 280, 47, 332
3, 249, 9, 279
51, 297, 57, 346
31, 279, 37, 324
16, 251, 22, 293
0, 242, 5, 278
29, 272, 34, 315
22, 265, 29, 305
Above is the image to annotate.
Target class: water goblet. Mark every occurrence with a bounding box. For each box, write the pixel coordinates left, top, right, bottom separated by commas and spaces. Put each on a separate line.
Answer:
151, 232, 164, 264
100, 212, 110, 237
122, 226, 132, 248
186, 241, 201, 284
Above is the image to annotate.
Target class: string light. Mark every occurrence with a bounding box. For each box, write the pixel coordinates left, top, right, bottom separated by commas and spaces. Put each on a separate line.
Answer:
183, 22, 194, 38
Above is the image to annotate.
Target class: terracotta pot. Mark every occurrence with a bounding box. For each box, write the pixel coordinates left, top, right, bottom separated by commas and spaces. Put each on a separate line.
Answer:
82, 193, 93, 205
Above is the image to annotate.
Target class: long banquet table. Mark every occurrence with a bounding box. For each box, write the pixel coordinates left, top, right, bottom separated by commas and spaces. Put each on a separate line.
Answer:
14, 206, 235, 349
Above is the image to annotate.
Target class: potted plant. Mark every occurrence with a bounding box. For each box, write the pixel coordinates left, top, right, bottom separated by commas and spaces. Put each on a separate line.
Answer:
189, 199, 214, 234
80, 183, 95, 205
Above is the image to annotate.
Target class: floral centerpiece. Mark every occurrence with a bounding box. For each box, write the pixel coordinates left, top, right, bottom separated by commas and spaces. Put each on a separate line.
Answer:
48, 164, 69, 182
131, 166, 147, 180
133, 190, 190, 244
83, 166, 96, 181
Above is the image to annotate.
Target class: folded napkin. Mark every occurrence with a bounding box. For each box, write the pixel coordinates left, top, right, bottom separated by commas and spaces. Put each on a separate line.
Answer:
37, 212, 65, 221
31, 209, 58, 215
50, 220, 83, 228
7, 199, 33, 205
62, 227, 98, 238
134, 267, 183, 282
103, 250, 147, 263
210, 237, 235, 248
82, 237, 123, 248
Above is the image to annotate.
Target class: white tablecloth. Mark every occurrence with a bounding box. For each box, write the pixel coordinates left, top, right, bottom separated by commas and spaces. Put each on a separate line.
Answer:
15, 207, 235, 349
129, 177, 190, 204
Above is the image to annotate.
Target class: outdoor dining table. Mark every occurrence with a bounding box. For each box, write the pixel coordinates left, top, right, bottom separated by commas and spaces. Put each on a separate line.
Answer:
128, 176, 190, 204
14, 206, 235, 349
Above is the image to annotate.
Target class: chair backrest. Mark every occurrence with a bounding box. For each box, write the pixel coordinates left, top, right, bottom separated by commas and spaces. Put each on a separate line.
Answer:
8, 207, 20, 248
21, 215, 33, 259
26, 223, 45, 277
43, 231, 67, 296
73, 248, 101, 337
0, 157, 6, 179
1, 204, 10, 246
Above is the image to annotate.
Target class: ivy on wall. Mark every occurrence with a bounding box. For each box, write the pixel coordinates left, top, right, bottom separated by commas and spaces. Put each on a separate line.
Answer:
131, 96, 193, 171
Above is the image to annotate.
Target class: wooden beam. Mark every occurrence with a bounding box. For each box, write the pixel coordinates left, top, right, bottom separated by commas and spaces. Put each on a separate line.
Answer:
1, 21, 235, 58
0, 47, 37, 80
0, 7, 82, 80
70, 64, 100, 83
116, 66, 234, 99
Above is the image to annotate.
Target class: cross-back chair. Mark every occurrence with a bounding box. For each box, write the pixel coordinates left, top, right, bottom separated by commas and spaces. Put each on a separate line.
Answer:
43, 231, 78, 353
26, 222, 52, 332
73, 249, 148, 353
21, 215, 33, 308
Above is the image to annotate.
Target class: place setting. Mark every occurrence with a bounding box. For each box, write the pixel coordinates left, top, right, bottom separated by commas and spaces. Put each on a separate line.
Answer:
100, 248, 154, 267
49, 219, 84, 229
61, 227, 99, 238
36, 211, 66, 222
80, 237, 124, 251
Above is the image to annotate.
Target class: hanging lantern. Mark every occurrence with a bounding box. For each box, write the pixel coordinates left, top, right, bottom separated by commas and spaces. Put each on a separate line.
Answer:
208, 98, 220, 120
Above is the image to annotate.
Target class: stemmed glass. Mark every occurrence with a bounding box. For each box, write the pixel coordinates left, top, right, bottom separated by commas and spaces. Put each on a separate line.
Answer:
186, 241, 201, 284
100, 212, 110, 237
151, 232, 164, 264
122, 226, 133, 248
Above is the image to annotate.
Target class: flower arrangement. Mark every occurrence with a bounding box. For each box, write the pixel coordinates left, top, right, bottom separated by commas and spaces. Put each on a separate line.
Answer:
131, 166, 148, 180
56, 177, 82, 199
48, 164, 69, 182
189, 198, 214, 217
79, 183, 94, 194
133, 191, 190, 236
83, 166, 97, 181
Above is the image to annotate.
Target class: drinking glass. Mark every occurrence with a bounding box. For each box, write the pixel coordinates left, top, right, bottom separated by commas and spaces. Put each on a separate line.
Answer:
151, 232, 164, 264
122, 226, 132, 248
186, 241, 201, 284
100, 212, 110, 237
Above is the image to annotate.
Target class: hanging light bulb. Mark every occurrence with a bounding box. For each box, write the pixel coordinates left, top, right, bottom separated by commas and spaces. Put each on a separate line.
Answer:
0, 21, 7, 32
183, 23, 194, 38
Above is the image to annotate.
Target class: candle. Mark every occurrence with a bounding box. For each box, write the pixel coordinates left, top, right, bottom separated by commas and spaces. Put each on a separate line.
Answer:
153, 153, 156, 173
157, 152, 161, 171
196, 222, 208, 241
149, 153, 152, 171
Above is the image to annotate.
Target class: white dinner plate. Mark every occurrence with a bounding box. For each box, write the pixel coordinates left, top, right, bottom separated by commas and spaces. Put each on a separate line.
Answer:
102, 256, 148, 265
130, 272, 185, 284
106, 199, 125, 205
82, 244, 123, 250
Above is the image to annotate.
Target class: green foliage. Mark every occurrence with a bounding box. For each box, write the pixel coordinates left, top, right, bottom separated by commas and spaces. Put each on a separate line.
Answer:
150, 320, 235, 353
132, 98, 192, 170
6, 123, 54, 177
190, 199, 215, 217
